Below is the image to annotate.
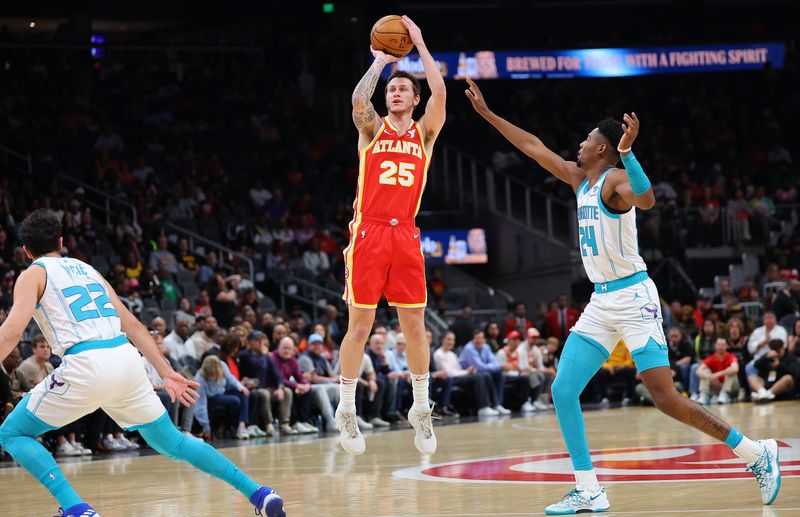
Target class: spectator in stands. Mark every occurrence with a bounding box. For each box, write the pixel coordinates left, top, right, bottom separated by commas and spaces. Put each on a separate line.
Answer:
694, 319, 718, 360
749, 339, 799, 402
1, 347, 29, 421
157, 267, 180, 302
697, 186, 721, 245
712, 279, 738, 312
271, 324, 288, 352
239, 331, 295, 435
272, 337, 317, 434
177, 237, 198, 272
545, 295, 580, 342
194, 289, 212, 317
217, 334, 269, 438
788, 319, 800, 357
483, 321, 501, 353
768, 279, 800, 322
150, 315, 168, 337
459, 329, 511, 415
517, 327, 552, 409
302, 239, 329, 277
449, 307, 475, 352
748, 311, 787, 363
504, 301, 534, 337
385, 332, 411, 416
724, 318, 750, 398
164, 315, 198, 375
318, 304, 341, 346
186, 315, 218, 358
727, 189, 752, 242
433, 331, 497, 417
364, 333, 398, 427
696, 338, 740, 405
299, 333, 339, 432
688, 319, 719, 398
666, 327, 694, 392
149, 234, 178, 274
194, 355, 251, 441
208, 272, 239, 328
495, 331, 534, 412
141, 332, 195, 434
597, 341, 637, 406
17, 335, 54, 386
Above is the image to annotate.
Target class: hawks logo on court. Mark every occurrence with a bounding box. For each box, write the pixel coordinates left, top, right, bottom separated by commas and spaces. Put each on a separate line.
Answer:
394, 440, 800, 484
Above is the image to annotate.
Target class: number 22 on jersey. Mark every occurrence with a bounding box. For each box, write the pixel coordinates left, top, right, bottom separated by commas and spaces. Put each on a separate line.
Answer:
579, 225, 599, 257
378, 160, 415, 187
62, 283, 118, 322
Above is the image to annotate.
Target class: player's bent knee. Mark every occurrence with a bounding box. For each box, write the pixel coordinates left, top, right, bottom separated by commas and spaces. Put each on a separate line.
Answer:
135, 412, 187, 461
551, 375, 580, 408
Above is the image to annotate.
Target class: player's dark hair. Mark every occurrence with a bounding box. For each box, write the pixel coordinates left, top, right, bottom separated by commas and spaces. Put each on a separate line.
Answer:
386, 70, 421, 97
768, 339, 784, 351
596, 117, 624, 153
20, 209, 62, 258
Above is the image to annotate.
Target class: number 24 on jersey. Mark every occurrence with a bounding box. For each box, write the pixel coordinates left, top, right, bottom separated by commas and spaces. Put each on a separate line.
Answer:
378, 160, 415, 187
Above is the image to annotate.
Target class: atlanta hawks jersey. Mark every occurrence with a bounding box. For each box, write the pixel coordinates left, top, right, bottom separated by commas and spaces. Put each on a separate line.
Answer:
354, 117, 430, 220
575, 168, 647, 284
30, 256, 122, 357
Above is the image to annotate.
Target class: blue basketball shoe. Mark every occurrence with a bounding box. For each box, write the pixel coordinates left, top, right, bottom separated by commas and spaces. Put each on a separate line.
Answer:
57, 503, 99, 517
250, 486, 286, 517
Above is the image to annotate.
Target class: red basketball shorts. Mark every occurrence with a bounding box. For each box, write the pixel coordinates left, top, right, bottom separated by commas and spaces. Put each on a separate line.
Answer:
342, 214, 427, 309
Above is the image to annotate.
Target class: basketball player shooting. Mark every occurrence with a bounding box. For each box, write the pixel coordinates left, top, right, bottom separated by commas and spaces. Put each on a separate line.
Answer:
465, 78, 780, 514
335, 15, 446, 456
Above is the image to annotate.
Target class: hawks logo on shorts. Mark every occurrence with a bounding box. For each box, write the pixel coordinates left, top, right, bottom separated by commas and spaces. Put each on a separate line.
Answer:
342, 117, 431, 309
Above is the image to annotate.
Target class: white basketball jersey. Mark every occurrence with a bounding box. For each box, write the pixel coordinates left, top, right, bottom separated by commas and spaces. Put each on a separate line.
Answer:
576, 169, 647, 283
30, 256, 122, 357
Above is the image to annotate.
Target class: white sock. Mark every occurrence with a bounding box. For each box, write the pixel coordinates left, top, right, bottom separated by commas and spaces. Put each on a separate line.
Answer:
411, 372, 430, 409
734, 436, 763, 463
339, 376, 357, 412
574, 469, 601, 492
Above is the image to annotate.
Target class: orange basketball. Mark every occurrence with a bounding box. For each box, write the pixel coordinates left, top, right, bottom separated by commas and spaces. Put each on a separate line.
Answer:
370, 15, 413, 58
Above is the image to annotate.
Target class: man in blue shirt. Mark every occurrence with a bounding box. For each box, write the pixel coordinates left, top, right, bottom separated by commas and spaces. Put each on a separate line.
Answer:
299, 333, 339, 432
459, 329, 511, 414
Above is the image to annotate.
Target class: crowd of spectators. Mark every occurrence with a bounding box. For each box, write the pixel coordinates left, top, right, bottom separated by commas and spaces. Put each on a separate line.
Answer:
1, 15, 799, 462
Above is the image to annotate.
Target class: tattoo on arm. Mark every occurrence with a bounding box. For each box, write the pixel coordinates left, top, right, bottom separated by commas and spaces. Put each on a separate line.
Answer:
352, 59, 384, 130
687, 403, 729, 441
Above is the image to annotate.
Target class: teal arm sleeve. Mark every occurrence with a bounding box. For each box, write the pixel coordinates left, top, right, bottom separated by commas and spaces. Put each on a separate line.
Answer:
620, 151, 651, 195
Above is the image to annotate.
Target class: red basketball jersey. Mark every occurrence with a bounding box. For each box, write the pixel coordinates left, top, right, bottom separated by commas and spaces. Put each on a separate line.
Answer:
354, 117, 430, 220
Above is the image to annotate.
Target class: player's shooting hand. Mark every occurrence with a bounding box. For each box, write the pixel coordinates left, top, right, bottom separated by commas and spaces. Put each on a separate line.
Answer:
370, 45, 401, 64
164, 371, 200, 407
617, 112, 640, 151
401, 15, 424, 48
464, 77, 489, 114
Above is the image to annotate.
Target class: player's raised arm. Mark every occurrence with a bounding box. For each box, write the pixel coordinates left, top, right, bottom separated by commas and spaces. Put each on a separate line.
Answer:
402, 16, 446, 141
103, 278, 199, 406
464, 77, 584, 191
0, 266, 44, 362
608, 112, 656, 210
352, 47, 400, 149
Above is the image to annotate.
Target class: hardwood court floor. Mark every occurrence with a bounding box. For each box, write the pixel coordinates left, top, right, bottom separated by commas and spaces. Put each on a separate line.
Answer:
1, 402, 798, 517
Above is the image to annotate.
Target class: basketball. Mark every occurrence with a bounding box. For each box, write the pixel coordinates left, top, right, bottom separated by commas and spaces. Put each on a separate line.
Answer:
370, 15, 413, 57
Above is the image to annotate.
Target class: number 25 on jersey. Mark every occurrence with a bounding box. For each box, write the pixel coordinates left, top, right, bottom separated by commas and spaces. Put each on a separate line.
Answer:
378, 160, 415, 187
579, 225, 599, 257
